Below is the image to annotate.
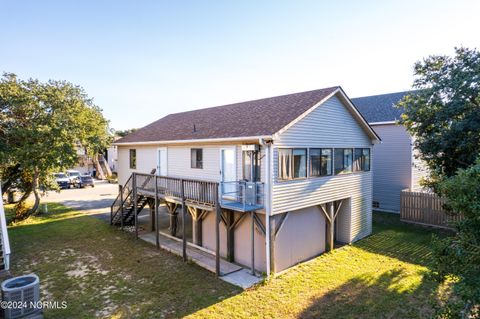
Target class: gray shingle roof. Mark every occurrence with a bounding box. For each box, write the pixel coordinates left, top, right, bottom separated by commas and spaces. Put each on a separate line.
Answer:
351, 91, 411, 123
116, 87, 340, 143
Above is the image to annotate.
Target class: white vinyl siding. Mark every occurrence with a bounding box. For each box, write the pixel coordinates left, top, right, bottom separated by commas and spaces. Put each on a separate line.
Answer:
167, 146, 221, 181
117, 144, 267, 185
117, 146, 158, 185
370, 124, 412, 212
272, 94, 373, 242
275, 95, 372, 147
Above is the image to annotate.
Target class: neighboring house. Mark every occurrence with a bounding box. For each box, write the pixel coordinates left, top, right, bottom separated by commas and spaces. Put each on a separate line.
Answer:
352, 91, 429, 213
105, 138, 119, 173
114, 86, 380, 275
72, 144, 94, 175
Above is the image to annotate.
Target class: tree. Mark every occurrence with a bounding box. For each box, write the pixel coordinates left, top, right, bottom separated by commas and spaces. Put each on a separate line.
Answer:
0, 73, 112, 218
398, 47, 480, 188
399, 48, 480, 317
115, 128, 137, 137
434, 160, 480, 318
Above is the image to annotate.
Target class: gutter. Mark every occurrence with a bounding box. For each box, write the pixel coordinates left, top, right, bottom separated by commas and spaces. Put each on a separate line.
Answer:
369, 121, 397, 126
114, 135, 273, 146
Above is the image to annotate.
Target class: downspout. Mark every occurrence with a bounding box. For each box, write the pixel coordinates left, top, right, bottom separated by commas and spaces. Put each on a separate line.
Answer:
259, 138, 271, 278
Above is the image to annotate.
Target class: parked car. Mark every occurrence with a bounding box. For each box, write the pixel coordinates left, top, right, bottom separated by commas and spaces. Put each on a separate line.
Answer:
77, 175, 95, 188
53, 173, 71, 189
66, 170, 81, 186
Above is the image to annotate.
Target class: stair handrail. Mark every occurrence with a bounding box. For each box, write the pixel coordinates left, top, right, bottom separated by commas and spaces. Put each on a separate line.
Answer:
110, 174, 134, 223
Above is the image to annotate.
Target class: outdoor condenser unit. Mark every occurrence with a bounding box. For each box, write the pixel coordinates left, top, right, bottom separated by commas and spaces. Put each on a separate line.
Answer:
1, 274, 41, 319
244, 182, 257, 205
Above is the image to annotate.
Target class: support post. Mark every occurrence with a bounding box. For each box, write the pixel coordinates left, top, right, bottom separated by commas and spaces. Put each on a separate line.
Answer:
170, 212, 178, 236
269, 215, 275, 274
251, 211, 255, 275
119, 185, 124, 230
155, 176, 159, 248
190, 207, 203, 246
149, 199, 155, 232
226, 211, 235, 262
328, 202, 334, 251
181, 179, 187, 262
133, 173, 138, 239
215, 188, 221, 277
166, 202, 178, 236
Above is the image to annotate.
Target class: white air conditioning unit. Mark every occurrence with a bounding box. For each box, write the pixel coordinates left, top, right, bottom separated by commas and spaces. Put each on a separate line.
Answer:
1, 274, 41, 319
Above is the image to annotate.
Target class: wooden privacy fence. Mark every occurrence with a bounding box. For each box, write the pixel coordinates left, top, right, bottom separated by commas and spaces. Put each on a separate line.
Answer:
400, 189, 462, 229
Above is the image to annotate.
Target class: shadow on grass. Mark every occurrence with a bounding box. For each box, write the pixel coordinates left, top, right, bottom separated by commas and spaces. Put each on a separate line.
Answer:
355, 211, 450, 268
8, 206, 241, 318
299, 267, 439, 319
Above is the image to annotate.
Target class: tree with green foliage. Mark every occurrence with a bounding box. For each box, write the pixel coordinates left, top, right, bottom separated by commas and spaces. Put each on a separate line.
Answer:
434, 160, 480, 318
398, 47, 480, 188
0, 73, 112, 218
399, 47, 480, 317
115, 128, 137, 137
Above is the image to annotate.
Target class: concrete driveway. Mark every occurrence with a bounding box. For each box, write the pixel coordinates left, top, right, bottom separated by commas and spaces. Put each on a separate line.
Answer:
40, 180, 118, 222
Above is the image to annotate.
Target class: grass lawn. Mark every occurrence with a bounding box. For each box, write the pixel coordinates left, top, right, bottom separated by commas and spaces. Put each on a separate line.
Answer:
6, 204, 450, 318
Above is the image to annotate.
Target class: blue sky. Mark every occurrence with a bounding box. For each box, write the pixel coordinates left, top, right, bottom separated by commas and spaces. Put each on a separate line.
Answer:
1, 0, 479, 130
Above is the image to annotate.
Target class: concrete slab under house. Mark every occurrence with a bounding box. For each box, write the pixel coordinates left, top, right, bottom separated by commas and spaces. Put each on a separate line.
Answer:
110, 86, 380, 284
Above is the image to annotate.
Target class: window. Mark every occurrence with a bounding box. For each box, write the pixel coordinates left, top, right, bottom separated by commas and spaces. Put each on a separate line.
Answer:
354, 148, 371, 172
310, 148, 332, 177
278, 149, 292, 180
243, 151, 260, 181
293, 149, 307, 178
334, 148, 353, 174
191, 148, 203, 169
129, 149, 136, 169
278, 148, 307, 180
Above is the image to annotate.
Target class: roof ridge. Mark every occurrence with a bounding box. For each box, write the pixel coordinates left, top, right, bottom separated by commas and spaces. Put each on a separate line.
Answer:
352, 90, 412, 100
164, 86, 340, 117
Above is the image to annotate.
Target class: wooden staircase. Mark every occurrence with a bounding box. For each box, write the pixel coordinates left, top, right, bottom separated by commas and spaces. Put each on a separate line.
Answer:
110, 169, 155, 226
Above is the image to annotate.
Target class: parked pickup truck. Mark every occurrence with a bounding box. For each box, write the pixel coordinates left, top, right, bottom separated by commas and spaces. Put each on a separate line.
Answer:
54, 173, 71, 189
66, 170, 82, 187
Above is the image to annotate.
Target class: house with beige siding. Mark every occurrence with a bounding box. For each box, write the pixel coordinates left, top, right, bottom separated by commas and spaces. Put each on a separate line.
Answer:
352, 91, 429, 213
112, 86, 380, 277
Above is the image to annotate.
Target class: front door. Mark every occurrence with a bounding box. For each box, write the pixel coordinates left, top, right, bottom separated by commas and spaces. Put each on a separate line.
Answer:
220, 147, 236, 197
157, 147, 167, 176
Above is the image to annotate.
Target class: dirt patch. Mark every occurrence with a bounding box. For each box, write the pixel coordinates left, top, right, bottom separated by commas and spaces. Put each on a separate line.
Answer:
65, 254, 109, 278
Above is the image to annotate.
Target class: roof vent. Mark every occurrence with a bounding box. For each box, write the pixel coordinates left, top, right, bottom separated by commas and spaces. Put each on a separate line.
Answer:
193, 124, 197, 133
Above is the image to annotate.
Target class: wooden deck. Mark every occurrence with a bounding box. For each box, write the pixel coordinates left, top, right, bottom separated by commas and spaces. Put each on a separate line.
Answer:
112, 172, 265, 277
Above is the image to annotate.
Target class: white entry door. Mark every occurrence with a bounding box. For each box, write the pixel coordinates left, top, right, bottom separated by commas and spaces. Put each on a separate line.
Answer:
157, 147, 167, 176
220, 147, 236, 196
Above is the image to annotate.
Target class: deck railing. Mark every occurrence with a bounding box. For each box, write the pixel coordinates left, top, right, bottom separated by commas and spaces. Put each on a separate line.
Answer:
219, 181, 265, 212
135, 173, 219, 207
400, 189, 462, 229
